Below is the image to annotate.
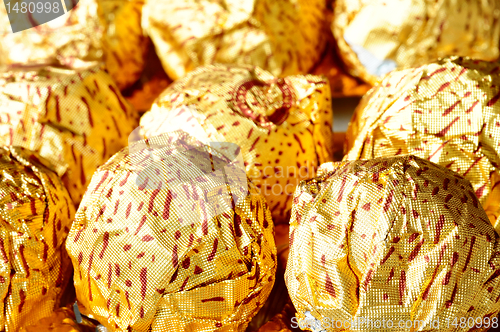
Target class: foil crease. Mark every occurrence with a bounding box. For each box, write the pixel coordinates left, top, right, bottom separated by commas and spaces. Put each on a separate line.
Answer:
0, 64, 139, 204
140, 64, 334, 225
66, 131, 277, 331
0, 146, 75, 331
332, 0, 500, 84
0, 0, 103, 68
98, 0, 149, 90
142, 0, 327, 80
285, 155, 500, 332
345, 56, 500, 231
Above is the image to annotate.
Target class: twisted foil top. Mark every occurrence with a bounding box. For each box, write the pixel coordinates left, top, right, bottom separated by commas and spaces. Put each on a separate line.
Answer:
0, 0, 103, 68
285, 156, 500, 332
345, 56, 500, 231
0, 146, 75, 331
332, 0, 500, 84
98, 0, 149, 90
142, 0, 327, 80
141, 64, 334, 224
0, 64, 138, 203
66, 131, 276, 331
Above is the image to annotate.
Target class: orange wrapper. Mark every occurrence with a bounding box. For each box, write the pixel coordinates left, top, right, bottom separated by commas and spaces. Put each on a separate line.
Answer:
0, 0, 102, 68
140, 64, 334, 225
345, 57, 500, 231
0, 146, 75, 331
98, 0, 149, 90
142, 0, 327, 80
20, 305, 97, 332
285, 156, 500, 331
0, 64, 138, 204
66, 131, 276, 331
332, 0, 500, 84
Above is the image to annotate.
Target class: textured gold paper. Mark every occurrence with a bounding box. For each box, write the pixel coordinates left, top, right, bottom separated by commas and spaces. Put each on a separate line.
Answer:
0, 146, 75, 332
98, 0, 149, 90
332, 0, 500, 84
142, 0, 327, 80
20, 305, 97, 332
345, 56, 500, 231
0, 64, 138, 204
66, 131, 276, 331
0, 0, 103, 68
141, 64, 334, 225
285, 156, 500, 332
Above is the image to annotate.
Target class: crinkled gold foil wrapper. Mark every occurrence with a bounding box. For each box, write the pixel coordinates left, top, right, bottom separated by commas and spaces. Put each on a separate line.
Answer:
66, 131, 277, 331
285, 155, 500, 332
20, 305, 97, 332
141, 64, 334, 224
98, 0, 149, 90
345, 56, 500, 231
142, 0, 327, 80
332, 0, 500, 84
0, 0, 103, 68
0, 146, 75, 331
0, 64, 138, 204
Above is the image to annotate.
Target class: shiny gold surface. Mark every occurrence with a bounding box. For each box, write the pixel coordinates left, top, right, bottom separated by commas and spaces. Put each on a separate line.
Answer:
66, 131, 276, 331
0, 0, 103, 68
345, 56, 500, 231
142, 0, 327, 80
0, 64, 138, 204
98, 0, 149, 90
140, 64, 334, 225
20, 305, 96, 332
333, 0, 500, 84
0, 146, 75, 331
285, 156, 500, 332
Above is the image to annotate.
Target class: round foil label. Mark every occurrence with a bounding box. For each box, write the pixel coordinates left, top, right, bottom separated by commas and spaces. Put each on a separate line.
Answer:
232, 78, 294, 127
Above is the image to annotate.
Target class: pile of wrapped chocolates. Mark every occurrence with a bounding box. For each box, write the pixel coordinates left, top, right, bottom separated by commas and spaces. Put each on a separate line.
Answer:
1, 0, 500, 331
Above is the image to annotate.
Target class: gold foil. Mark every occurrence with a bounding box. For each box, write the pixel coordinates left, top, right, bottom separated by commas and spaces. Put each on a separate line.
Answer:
345, 56, 500, 231
141, 64, 334, 225
0, 146, 75, 331
98, 0, 149, 90
255, 302, 295, 332
20, 305, 97, 332
332, 0, 500, 84
142, 0, 327, 80
0, 64, 138, 204
0, 0, 103, 68
66, 131, 277, 331
285, 156, 500, 331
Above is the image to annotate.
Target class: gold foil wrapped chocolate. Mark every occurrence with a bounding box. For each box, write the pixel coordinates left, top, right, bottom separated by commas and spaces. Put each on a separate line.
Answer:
141, 64, 334, 224
332, 0, 500, 84
66, 131, 276, 331
345, 57, 500, 230
0, 0, 102, 68
285, 156, 500, 331
20, 305, 97, 332
142, 0, 327, 80
98, 0, 149, 90
0, 146, 75, 331
0, 64, 138, 204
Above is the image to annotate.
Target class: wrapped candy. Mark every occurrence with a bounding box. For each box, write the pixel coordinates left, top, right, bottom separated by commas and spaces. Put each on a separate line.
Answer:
142, 0, 327, 80
332, 0, 500, 84
140, 64, 334, 224
0, 64, 138, 204
0, 146, 75, 331
345, 57, 500, 230
19, 305, 97, 332
66, 131, 276, 331
0, 0, 102, 68
98, 0, 149, 90
285, 156, 500, 331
